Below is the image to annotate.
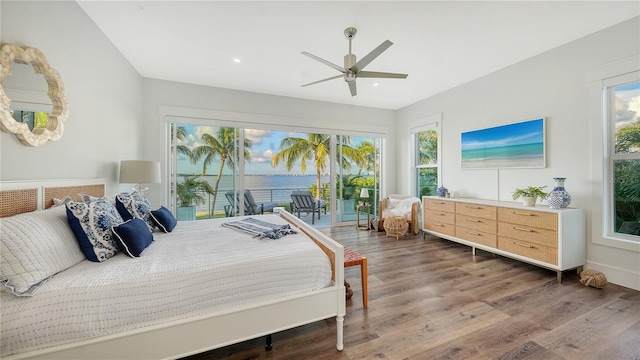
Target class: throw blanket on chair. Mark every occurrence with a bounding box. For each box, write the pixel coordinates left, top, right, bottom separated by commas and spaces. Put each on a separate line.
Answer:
222, 217, 298, 239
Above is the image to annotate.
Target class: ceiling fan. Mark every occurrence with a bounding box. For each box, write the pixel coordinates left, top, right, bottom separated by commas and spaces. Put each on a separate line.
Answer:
301, 27, 408, 96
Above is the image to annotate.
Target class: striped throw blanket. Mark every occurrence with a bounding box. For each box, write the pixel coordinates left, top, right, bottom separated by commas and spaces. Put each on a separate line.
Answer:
222, 217, 298, 239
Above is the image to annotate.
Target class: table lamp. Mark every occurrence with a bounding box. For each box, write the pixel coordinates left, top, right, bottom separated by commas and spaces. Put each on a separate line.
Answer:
119, 160, 161, 194
360, 188, 370, 206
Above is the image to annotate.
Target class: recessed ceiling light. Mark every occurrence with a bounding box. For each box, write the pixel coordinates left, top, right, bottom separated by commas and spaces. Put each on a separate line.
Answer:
373, 83, 379, 87
233, 58, 241, 63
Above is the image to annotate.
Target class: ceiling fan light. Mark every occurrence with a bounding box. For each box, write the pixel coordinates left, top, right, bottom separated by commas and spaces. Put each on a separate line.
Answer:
345, 73, 356, 83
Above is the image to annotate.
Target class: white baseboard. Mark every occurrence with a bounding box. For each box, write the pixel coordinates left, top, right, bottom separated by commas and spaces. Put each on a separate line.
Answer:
585, 261, 640, 291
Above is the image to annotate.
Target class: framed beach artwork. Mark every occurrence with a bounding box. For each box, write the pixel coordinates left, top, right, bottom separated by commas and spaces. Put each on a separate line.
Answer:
461, 118, 546, 169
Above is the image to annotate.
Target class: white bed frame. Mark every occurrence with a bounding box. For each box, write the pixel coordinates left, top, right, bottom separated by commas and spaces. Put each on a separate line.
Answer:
0, 179, 346, 359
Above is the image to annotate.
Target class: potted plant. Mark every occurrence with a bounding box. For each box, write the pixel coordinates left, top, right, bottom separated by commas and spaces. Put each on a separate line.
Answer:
512, 186, 548, 206
176, 176, 215, 220
336, 174, 361, 215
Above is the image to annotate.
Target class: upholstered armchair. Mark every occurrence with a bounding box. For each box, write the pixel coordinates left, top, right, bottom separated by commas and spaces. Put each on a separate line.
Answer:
378, 194, 421, 235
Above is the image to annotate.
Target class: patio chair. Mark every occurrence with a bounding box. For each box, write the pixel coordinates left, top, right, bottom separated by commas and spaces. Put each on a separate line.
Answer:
224, 189, 277, 216
290, 190, 326, 224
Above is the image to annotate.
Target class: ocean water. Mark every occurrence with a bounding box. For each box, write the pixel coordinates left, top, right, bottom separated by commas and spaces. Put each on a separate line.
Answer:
461, 143, 544, 161
179, 174, 331, 213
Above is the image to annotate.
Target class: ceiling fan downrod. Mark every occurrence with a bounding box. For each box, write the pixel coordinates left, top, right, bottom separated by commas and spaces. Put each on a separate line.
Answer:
344, 27, 357, 71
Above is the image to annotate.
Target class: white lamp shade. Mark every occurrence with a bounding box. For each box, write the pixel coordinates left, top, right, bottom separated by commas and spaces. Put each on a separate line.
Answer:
360, 188, 369, 198
119, 160, 161, 184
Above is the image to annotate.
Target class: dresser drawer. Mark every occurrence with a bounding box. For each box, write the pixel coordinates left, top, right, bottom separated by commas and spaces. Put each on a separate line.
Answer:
425, 208, 455, 225
456, 214, 496, 234
498, 208, 557, 231
456, 202, 497, 220
456, 227, 497, 248
498, 236, 558, 265
498, 222, 557, 248
424, 221, 456, 237
424, 198, 455, 213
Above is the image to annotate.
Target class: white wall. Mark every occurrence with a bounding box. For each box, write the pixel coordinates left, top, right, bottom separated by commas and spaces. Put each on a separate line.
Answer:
0, 1, 142, 195
140, 78, 396, 205
396, 17, 640, 290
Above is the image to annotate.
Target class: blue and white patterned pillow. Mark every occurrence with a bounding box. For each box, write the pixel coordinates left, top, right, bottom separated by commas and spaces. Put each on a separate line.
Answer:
115, 192, 154, 231
66, 199, 124, 262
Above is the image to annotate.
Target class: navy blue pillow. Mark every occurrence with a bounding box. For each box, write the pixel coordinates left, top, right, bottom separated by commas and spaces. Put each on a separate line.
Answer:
111, 218, 154, 257
150, 206, 177, 233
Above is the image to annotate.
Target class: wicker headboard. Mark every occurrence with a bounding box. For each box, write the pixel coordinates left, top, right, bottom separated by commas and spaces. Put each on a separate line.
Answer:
0, 180, 106, 218
43, 184, 105, 209
0, 188, 38, 218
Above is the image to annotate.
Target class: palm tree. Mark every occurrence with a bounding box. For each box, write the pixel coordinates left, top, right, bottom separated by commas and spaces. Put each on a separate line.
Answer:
615, 121, 640, 153
271, 133, 365, 199
174, 124, 192, 159
355, 140, 376, 176
614, 120, 640, 233
418, 130, 438, 164
191, 127, 252, 215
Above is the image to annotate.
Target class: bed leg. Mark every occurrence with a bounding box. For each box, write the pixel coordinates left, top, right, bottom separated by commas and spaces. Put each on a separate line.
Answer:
265, 334, 273, 351
336, 315, 344, 351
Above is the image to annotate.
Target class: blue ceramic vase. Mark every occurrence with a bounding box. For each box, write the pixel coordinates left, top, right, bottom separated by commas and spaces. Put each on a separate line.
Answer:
548, 177, 571, 209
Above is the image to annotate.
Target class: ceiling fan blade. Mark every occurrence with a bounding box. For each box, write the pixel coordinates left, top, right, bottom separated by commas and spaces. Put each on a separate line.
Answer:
357, 71, 408, 79
301, 52, 346, 73
350, 40, 393, 73
348, 81, 357, 96
301, 74, 344, 87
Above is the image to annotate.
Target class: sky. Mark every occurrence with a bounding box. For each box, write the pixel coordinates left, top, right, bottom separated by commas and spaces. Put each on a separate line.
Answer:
615, 81, 640, 128
461, 118, 545, 151
176, 125, 372, 176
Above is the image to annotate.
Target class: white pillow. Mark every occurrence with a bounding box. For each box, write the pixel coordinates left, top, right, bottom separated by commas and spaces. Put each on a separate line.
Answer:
0, 206, 85, 296
398, 197, 421, 209
388, 199, 402, 209
52, 196, 74, 207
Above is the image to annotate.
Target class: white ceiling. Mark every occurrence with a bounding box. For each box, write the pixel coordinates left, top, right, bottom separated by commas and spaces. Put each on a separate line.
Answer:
77, 1, 639, 110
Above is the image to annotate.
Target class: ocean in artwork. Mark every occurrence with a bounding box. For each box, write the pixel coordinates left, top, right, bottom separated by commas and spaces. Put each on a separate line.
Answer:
461, 142, 544, 169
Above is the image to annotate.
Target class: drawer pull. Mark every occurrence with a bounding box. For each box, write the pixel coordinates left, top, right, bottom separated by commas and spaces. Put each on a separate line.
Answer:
513, 226, 533, 232
435, 213, 445, 216
513, 241, 536, 249
466, 205, 482, 209
465, 230, 481, 236
467, 218, 482, 223
513, 211, 534, 216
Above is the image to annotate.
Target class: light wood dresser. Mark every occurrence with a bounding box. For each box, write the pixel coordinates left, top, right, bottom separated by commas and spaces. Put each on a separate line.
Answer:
422, 196, 585, 282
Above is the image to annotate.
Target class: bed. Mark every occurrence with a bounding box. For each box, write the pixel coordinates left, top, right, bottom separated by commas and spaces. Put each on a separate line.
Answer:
0, 179, 346, 359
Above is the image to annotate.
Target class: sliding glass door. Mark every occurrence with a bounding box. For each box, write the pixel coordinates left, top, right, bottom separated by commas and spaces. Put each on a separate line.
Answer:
168, 120, 382, 227
170, 124, 240, 220
335, 135, 381, 225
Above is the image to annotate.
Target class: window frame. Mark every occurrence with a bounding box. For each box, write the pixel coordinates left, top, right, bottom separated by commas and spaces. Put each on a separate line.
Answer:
603, 73, 640, 244
160, 106, 388, 227
589, 56, 640, 252
411, 118, 441, 198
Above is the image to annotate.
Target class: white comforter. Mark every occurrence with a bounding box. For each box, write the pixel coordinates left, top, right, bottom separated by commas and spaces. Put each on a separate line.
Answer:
1, 215, 332, 357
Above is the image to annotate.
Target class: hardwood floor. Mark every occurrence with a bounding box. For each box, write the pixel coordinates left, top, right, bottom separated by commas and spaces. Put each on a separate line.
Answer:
185, 227, 640, 360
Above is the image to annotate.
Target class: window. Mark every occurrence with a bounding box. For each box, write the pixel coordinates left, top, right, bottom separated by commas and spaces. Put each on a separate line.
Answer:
415, 128, 439, 197
605, 76, 640, 241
